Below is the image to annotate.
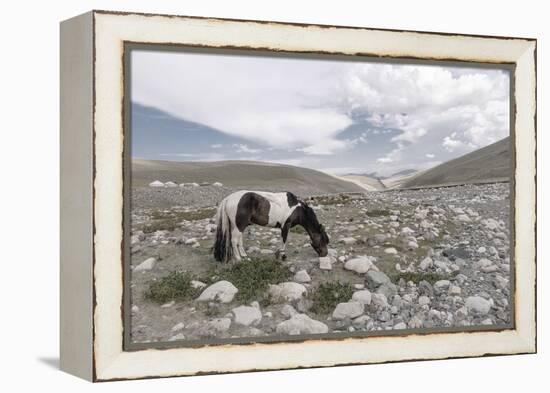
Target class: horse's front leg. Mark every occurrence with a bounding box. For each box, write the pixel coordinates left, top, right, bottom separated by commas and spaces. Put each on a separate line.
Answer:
275, 224, 290, 260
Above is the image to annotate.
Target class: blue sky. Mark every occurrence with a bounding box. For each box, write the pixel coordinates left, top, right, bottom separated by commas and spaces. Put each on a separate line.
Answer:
131, 49, 510, 176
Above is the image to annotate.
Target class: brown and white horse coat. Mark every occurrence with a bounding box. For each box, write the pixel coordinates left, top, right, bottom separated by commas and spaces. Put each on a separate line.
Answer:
213, 191, 329, 263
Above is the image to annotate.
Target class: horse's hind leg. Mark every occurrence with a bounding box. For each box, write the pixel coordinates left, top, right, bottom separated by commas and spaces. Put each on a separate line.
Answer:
237, 233, 248, 259
230, 226, 242, 261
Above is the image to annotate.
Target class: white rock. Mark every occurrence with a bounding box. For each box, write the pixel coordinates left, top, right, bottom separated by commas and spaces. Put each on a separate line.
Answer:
339, 237, 357, 245
191, 280, 207, 289
433, 280, 451, 292
164, 181, 177, 188
260, 249, 273, 254
465, 296, 492, 315
384, 247, 398, 255
475, 258, 493, 270
168, 333, 186, 341
353, 283, 365, 290
281, 304, 298, 319
232, 305, 262, 326
197, 281, 238, 303
171, 322, 185, 332
408, 316, 424, 329
294, 269, 311, 283
456, 214, 471, 222
319, 256, 333, 270
199, 318, 231, 335
134, 257, 156, 272
418, 296, 431, 306
161, 301, 175, 308
276, 314, 329, 335
344, 256, 376, 274
352, 290, 372, 305
131, 305, 139, 313
268, 282, 307, 302
394, 322, 407, 330
149, 180, 164, 187
448, 285, 462, 295
332, 302, 364, 320
185, 238, 197, 245
327, 248, 338, 258
213, 182, 223, 187
419, 256, 433, 271
371, 293, 389, 309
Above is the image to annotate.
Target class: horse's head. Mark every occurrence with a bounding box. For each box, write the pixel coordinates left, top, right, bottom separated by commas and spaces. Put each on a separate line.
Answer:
301, 203, 330, 257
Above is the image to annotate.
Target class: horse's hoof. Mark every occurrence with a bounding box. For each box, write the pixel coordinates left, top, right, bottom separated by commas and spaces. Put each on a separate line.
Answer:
281, 254, 287, 261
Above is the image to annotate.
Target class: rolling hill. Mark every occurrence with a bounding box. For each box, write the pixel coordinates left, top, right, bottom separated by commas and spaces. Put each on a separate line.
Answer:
132, 159, 365, 195
400, 137, 510, 189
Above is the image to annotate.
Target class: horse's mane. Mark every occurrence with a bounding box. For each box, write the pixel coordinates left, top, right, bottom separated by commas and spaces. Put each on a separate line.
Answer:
300, 200, 329, 244
301, 201, 322, 229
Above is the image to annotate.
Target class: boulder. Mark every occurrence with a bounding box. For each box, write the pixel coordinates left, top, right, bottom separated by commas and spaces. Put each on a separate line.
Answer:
197, 281, 238, 303
319, 256, 333, 270
419, 256, 433, 271
276, 314, 329, 335
332, 301, 364, 320
351, 289, 372, 305
465, 296, 493, 315
366, 270, 391, 288
197, 318, 231, 337
268, 282, 307, 302
376, 282, 398, 299
344, 256, 376, 274
232, 305, 262, 326
149, 180, 164, 187
293, 269, 311, 283
134, 257, 156, 272
281, 304, 298, 319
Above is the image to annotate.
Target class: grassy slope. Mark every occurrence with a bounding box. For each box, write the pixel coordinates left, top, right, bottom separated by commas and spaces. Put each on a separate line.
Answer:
132, 159, 364, 194
401, 137, 510, 189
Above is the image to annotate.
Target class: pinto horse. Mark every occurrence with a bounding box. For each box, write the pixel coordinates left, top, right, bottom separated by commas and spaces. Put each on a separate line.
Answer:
213, 191, 329, 263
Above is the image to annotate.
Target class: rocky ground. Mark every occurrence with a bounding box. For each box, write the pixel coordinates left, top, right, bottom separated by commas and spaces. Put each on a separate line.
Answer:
129, 182, 511, 345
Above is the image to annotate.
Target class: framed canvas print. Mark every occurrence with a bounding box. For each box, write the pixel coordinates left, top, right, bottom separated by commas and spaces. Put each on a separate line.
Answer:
60, 10, 537, 382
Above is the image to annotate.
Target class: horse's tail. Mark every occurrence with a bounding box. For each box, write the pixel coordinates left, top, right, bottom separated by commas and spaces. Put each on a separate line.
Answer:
213, 197, 233, 263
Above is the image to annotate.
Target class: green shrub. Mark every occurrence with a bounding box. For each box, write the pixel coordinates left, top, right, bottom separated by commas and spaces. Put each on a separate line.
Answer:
389, 271, 455, 285
207, 258, 292, 303
145, 271, 200, 303
366, 209, 390, 217
309, 281, 354, 315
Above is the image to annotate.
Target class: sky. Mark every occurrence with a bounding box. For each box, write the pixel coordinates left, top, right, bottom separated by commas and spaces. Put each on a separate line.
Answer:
131, 49, 510, 176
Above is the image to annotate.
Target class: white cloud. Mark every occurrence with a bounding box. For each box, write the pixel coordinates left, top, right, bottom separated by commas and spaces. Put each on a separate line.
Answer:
336, 63, 509, 163
133, 51, 509, 172
442, 134, 466, 152
132, 50, 352, 153
233, 144, 261, 154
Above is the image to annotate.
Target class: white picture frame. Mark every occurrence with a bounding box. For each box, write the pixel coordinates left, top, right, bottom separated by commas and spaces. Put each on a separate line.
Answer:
60, 10, 536, 382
